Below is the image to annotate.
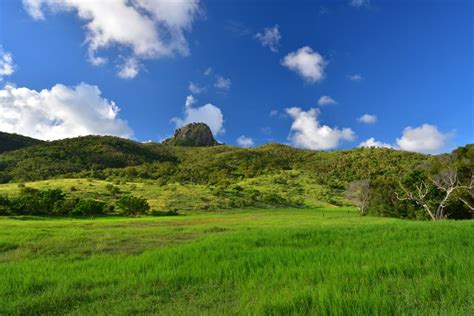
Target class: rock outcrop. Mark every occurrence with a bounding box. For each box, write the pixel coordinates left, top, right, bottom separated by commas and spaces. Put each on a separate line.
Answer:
163, 123, 219, 147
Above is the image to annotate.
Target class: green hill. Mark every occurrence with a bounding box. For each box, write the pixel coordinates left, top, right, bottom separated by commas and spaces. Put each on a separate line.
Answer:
0, 135, 176, 182
0, 132, 44, 154
0, 131, 472, 219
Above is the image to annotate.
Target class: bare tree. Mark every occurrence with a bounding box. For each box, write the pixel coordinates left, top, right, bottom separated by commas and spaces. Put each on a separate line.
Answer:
396, 168, 473, 221
345, 180, 371, 215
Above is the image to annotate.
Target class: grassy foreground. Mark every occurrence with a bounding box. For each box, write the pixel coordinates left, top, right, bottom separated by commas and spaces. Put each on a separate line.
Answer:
0, 209, 472, 315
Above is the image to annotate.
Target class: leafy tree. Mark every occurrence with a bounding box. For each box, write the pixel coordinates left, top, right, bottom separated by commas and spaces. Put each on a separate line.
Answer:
72, 199, 107, 216
116, 195, 150, 217
345, 180, 371, 215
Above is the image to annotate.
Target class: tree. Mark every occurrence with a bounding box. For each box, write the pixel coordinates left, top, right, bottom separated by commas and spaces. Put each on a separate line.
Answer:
72, 199, 106, 216
345, 180, 370, 215
396, 168, 473, 221
116, 195, 150, 217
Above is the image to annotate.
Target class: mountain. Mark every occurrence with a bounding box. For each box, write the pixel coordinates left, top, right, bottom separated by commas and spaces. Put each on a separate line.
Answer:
0, 130, 472, 218
162, 123, 220, 147
0, 135, 176, 182
0, 129, 427, 183
0, 132, 45, 153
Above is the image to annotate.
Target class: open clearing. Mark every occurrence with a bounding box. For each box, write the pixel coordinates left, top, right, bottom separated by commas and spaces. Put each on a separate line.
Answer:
0, 209, 473, 315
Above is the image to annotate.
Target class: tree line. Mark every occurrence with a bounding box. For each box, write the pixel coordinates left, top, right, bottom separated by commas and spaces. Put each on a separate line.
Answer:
0, 186, 163, 217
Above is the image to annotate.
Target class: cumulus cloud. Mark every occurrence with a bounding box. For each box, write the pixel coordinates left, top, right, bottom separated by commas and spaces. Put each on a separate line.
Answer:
282, 46, 327, 83
23, 0, 200, 77
236, 135, 254, 148
188, 81, 205, 94
359, 138, 392, 148
396, 124, 448, 154
255, 25, 281, 52
269, 109, 279, 117
185, 95, 197, 108
204, 67, 212, 76
117, 58, 140, 79
318, 96, 337, 106
347, 74, 363, 82
0, 47, 15, 80
350, 0, 370, 8
172, 96, 224, 135
286, 107, 355, 150
214, 75, 231, 91
358, 114, 377, 123
0, 83, 132, 140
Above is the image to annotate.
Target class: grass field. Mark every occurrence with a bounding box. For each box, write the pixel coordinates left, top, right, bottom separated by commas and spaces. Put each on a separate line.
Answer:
0, 208, 472, 315
0, 175, 340, 212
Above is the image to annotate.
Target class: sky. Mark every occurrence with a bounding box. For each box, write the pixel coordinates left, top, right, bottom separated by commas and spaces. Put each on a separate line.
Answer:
0, 0, 472, 154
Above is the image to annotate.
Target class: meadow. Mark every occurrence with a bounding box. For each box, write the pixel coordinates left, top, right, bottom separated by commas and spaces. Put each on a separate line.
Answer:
0, 208, 472, 315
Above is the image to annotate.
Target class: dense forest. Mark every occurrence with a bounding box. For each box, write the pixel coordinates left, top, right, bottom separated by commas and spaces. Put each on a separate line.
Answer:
0, 131, 472, 220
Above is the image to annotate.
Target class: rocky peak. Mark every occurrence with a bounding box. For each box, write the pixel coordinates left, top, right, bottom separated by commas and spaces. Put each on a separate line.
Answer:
163, 123, 219, 147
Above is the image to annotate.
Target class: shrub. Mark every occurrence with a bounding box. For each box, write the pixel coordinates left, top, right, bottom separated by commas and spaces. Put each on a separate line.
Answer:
72, 199, 107, 216
53, 198, 79, 216
150, 208, 179, 216
10, 188, 65, 215
116, 195, 150, 217
0, 196, 11, 215
105, 183, 121, 197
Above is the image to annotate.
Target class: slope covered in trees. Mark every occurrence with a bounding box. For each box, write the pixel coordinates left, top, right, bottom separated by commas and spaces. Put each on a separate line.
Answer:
0, 131, 472, 219
0, 132, 44, 154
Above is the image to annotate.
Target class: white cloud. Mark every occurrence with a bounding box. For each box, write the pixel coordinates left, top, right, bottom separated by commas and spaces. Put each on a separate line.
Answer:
237, 135, 254, 148
318, 96, 337, 106
0, 83, 132, 140
255, 25, 281, 53
23, 0, 200, 77
117, 58, 140, 79
286, 107, 355, 150
282, 46, 327, 83
359, 138, 392, 148
347, 74, 363, 82
214, 75, 231, 91
269, 109, 279, 117
358, 114, 377, 124
350, 0, 370, 8
172, 97, 224, 135
204, 67, 212, 76
0, 48, 15, 80
396, 124, 448, 154
185, 95, 197, 108
188, 81, 205, 94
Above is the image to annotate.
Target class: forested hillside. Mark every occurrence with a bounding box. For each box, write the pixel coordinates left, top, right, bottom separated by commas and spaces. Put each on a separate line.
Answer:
0, 132, 44, 154
0, 131, 472, 219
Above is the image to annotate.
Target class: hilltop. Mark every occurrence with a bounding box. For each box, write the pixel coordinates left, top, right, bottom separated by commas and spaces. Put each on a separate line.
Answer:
0, 132, 44, 154
0, 127, 472, 218
163, 122, 220, 147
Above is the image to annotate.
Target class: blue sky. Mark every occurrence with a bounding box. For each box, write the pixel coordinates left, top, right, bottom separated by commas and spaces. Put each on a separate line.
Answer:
0, 0, 472, 153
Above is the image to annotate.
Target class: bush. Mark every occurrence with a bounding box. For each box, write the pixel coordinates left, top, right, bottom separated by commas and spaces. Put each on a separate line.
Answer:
150, 208, 179, 216
0, 196, 11, 215
116, 195, 150, 217
72, 199, 107, 216
9, 188, 65, 215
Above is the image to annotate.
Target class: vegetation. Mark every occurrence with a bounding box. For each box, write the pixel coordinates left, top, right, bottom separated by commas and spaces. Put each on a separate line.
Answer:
0, 131, 44, 154
0, 209, 472, 314
116, 195, 150, 217
0, 130, 472, 219
0, 130, 472, 313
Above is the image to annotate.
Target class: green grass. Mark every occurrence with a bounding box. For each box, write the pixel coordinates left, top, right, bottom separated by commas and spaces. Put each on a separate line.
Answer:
0, 208, 472, 315
0, 174, 342, 212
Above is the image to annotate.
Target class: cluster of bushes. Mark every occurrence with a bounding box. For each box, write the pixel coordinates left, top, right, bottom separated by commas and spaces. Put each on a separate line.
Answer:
345, 146, 473, 220
0, 187, 164, 217
211, 184, 305, 209
0, 187, 111, 216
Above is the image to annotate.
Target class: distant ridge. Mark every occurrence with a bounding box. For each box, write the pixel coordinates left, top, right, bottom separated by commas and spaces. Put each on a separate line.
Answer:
0, 132, 45, 153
